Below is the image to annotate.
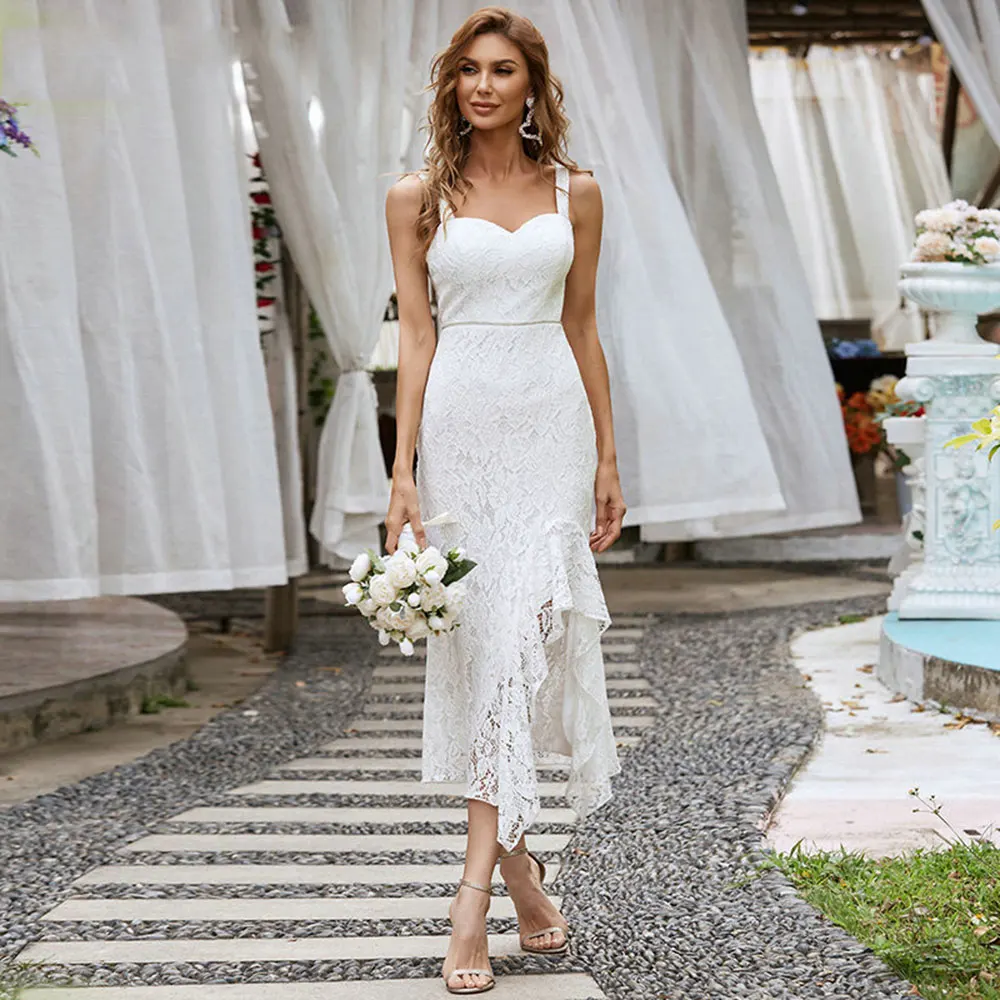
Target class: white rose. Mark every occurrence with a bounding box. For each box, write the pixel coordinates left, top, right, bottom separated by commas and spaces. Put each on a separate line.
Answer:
399, 638, 415, 656
979, 208, 1000, 227
427, 614, 445, 631
377, 629, 390, 646
358, 597, 377, 616
420, 581, 448, 612
368, 573, 397, 607
349, 552, 372, 582
915, 208, 946, 231
448, 545, 466, 561
974, 236, 1000, 261
416, 546, 448, 577
386, 553, 418, 589
397, 524, 422, 555
342, 582, 364, 605
407, 592, 422, 607
913, 230, 953, 261
408, 616, 431, 640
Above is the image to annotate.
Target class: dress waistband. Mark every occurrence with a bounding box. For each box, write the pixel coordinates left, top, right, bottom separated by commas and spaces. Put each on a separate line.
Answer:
438, 318, 562, 331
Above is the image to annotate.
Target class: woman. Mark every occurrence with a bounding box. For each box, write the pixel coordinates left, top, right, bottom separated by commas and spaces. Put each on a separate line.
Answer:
384, 6, 627, 994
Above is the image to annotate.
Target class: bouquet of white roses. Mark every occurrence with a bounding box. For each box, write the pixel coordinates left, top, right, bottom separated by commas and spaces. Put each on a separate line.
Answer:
911, 200, 1000, 265
341, 522, 476, 655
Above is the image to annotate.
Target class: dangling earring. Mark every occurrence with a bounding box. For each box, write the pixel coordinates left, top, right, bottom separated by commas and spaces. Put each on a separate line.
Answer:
519, 94, 542, 145
457, 114, 472, 137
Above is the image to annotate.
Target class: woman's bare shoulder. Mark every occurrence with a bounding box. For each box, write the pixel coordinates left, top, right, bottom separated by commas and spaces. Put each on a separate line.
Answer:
567, 169, 601, 215
386, 171, 428, 221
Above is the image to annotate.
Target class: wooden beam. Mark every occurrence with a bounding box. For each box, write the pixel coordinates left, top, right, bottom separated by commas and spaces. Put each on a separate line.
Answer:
942, 67, 960, 180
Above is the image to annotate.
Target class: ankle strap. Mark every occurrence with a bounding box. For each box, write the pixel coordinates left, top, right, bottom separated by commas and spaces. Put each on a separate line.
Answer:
497, 846, 529, 861
458, 877, 492, 895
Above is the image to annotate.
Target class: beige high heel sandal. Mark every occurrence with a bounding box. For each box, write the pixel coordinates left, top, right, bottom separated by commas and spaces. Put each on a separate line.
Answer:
497, 845, 571, 955
442, 877, 495, 995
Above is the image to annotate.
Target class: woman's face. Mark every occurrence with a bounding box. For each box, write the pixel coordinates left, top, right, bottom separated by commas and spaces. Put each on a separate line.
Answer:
455, 32, 531, 135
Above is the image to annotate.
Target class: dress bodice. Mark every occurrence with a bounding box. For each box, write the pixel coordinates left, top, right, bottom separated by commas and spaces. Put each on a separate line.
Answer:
425, 163, 574, 330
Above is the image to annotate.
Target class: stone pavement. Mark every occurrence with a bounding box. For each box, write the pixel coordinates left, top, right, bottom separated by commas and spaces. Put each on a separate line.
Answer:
766, 614, 1000, 857
18, 622, 654, 998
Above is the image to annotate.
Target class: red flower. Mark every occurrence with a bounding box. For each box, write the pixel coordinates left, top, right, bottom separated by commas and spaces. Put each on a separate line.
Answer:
257, 295, 276, 309
255, 261, 275, 273
251, 191, 271, 205
252, 225, 269, 240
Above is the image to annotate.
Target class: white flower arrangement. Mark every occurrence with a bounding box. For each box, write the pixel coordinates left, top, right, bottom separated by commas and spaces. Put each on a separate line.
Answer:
341, 526, 476, 655
911, 200, 1000, 265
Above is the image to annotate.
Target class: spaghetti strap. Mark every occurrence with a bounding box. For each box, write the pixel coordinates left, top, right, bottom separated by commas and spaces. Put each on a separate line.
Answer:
554, 163, 570, 218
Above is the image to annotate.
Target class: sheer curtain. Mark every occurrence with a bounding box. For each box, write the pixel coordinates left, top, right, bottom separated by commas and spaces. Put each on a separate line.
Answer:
622, 0, 861, 540
751, 47, 949, 350
1, 0, 288, 599
923, 0, 1000, 149
0, 0, 97, 601
235, 0, 411, 563
403, 0, 787, 529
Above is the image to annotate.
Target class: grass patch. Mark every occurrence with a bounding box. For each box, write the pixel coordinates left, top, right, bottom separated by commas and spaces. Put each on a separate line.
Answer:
0, 958, 54, 998
761, 791, 1000, 999
140, 694, 191, 714
838, 612, 870, 624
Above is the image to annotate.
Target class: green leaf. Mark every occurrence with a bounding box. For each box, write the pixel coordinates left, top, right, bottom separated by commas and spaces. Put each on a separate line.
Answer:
944, 434, 978, 449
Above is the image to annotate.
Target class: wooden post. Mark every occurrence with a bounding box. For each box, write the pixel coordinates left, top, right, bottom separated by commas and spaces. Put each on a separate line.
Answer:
262, 242, 310, 654
942, 67, 960, 180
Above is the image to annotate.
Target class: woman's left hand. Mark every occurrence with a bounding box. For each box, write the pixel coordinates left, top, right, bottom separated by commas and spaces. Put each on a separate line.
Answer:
591, 461, 627, 553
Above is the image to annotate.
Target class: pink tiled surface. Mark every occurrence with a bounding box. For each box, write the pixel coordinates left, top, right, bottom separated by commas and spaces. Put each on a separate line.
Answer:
0, 598, 186, 699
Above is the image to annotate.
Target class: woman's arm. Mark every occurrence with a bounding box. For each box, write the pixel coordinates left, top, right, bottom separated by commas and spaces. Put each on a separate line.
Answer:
384, 174, 437, 553
560, 171, 627, 553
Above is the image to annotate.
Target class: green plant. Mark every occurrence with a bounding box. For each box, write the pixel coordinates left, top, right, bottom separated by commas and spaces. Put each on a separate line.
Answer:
0, 957, 52, 998
140, 694, 191, 715
760, 791, 1000, 999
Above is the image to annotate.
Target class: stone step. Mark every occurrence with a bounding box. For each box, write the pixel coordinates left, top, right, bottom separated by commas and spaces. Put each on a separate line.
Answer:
228, 779, 569, 798
169, 806, 579, 825
276, 747, 637, 773
44, 894, 550, 922
120, 833, 571, 855
369, 677, 649, 697
20, 933, 528, 965
345, 716, 656, 733
24, 973, 606, 999
372, 660, 644, 680
377, 641, 637, 660
73, 863, 562, 887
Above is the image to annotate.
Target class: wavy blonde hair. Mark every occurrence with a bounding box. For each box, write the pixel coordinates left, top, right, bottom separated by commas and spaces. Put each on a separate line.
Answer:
405, 6, 587, 258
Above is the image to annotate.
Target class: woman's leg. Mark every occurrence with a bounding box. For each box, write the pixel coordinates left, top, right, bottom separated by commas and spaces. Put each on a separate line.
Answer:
498, 833, 569, 951
442, 798, 502, 990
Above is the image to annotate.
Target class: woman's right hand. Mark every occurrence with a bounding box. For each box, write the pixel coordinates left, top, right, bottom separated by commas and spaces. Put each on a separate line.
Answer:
385, 474, 427, 555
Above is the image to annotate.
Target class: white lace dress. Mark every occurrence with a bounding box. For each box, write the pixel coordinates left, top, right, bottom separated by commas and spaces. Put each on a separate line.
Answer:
414, 162, 622, 851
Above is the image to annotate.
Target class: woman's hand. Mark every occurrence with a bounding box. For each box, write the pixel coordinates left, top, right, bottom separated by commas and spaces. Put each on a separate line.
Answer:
385, 474, 426, 555
590, 460, 627, 553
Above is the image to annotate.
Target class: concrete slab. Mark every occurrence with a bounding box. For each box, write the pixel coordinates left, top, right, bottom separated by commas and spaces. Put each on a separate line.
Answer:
228, 779, 569, 798
43, 894, 547, 922
120, 833, 572, 855
25, 973, 605, 999
168, 806, 579, 825
765, 615, 1000, 857
72, 863, 562, 887
20, 933, 527, 965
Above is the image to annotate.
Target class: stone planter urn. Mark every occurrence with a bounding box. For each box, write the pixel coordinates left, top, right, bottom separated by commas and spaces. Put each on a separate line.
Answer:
898, 262, 1000, 355
892, 262, 1000, 618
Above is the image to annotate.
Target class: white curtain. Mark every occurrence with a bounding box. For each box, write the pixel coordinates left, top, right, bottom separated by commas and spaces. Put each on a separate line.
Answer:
621, 0, 861, 540
235, 0, 411, 563
403, 0, 788, 530
923, 0, 1000, 149
0, 0, 98, 601
750, 47, 950, 350
1, 0, 288, 600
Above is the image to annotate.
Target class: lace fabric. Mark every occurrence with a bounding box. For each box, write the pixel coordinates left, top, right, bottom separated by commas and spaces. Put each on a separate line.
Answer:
415, 163, 622, 850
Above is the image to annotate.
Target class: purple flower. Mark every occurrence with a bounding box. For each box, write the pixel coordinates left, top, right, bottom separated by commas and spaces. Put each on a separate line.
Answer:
0, 98, 37, 157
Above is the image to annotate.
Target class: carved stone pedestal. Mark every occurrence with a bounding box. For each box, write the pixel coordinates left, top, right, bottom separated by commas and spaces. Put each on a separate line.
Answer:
884, 416, 926, 612
893, 263, 1000, 618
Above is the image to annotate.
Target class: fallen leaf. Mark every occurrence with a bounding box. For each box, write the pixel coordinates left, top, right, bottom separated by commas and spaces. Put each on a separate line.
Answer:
802, 673, 812, 681
889, 693, 907, 703
912, 703, 926, 713
864, 748, 889, 754
319, 667, 343, 674
858, 663, 875, 673
295, 681, 307, 688
840, 700, 867, 710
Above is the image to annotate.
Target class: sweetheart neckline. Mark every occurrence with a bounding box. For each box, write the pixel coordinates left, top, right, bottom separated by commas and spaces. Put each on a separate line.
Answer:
443, 212, 570, 236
